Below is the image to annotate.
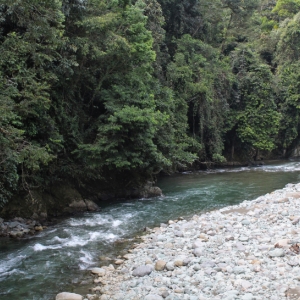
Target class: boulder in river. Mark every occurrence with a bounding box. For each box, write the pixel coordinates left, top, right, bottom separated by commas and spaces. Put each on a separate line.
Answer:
55, 292, 83, 300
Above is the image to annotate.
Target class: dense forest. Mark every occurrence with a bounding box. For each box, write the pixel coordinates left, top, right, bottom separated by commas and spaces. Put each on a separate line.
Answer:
1, 0, 300, 207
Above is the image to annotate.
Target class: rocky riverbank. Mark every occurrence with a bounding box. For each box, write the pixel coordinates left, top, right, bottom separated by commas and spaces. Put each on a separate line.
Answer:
57, 182, 300, 300
0, 216, 48, 238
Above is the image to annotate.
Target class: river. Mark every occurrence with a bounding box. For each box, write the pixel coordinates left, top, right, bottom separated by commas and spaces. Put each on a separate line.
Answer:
1, 160, 300, 299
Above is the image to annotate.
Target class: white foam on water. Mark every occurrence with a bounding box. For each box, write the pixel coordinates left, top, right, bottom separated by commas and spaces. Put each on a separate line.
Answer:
51, 236, 68, 243
88, 231, 103, 241
105, 233, 118, 241
112, 220, 122, 227
262, 163, 300, 172
67, 215, 112, 227
32, 243, 62, 252
0, 255, 27, 276
78, 250, 94, 270
63, 236, 89, 247
0, 267, 25, 279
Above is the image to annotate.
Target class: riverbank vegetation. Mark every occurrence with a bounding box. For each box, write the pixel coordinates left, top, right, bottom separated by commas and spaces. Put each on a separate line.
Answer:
1, 0, 300, 206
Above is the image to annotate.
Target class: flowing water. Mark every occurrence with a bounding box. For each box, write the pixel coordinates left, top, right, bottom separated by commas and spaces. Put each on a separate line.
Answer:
1, 160, 300, 299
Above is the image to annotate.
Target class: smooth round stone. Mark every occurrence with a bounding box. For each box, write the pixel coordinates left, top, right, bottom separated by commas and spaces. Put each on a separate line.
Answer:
193, 248, 202, 257
269, 249, 285, 257
115, 259, 124, 265
155, 260, 167, 271
242, 220, 251, 225
174, 231, 184, 237
144, 294, 164, 300
56, 292, 83, 300
239, 236, 249, 242
233, 266, 246, 274
132, 265, 153, 277
192, 240, 203, 249
166, 262, 175, 271
90, 268, 106, 276
241, 293, 254, 300
193, 264, 201, 271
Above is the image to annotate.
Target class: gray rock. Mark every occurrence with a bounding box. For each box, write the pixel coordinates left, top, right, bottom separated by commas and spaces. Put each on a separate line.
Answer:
233, 266, 246, 274
0, 218, 3, 223
239, 236, 249, 242
166, 262, 175, 271
269, 249, 285, 257
193, 248, 203, 257
183, 257, 192, 266
174, 231, 184, 237
85, 200, 99, 211
8, 221, 22, 229
56, 292, 83, 300
193, 264, 201, 271
132, 265, 153, 277
9, 231, 24, 238
90, 268, 106, 276
242, 219, 251, 225
241, 293, 254, 300
192, 240, 203, 249
144, 294, 164, 300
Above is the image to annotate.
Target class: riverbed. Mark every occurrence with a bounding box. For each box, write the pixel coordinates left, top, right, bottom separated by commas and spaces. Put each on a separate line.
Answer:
1, 160, 300, 299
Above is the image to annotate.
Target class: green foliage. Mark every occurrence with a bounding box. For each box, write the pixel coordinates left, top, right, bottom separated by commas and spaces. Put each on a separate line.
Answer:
272, 0, 300, 18
2, 0, 300, 205
167, 34, 233, 161
230, 47, 280, 151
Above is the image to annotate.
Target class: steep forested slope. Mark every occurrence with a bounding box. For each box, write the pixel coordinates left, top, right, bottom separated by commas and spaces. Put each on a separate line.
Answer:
1, 0, 300, 207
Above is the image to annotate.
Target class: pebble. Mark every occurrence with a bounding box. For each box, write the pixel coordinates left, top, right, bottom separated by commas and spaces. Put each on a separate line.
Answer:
80, 183, 300, 299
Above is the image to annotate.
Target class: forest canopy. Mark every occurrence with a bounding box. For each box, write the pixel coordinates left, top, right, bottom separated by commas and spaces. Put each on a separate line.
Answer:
0, 0, 300, 205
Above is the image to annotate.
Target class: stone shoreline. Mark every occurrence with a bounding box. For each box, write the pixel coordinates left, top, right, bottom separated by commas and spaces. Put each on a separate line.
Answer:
58, 182, 300, 300
0, 216, 48, 238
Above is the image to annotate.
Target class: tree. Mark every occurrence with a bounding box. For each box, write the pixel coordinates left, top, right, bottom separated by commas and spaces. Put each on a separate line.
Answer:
228, 46, 280, 158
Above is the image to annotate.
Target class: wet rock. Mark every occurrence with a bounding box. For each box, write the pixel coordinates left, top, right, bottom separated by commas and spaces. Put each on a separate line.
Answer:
8, 221, 22, 228
9, 231, 24, 238
100, 256, 111, 261
55, 292, 83, 300
34, 225, 43, 231
85, 200, 99, 211
114, 259, 124, 265
91, 268, 106, 276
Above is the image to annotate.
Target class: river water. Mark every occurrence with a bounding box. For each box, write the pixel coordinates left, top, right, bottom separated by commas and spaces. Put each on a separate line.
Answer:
1, 160, 300, 299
